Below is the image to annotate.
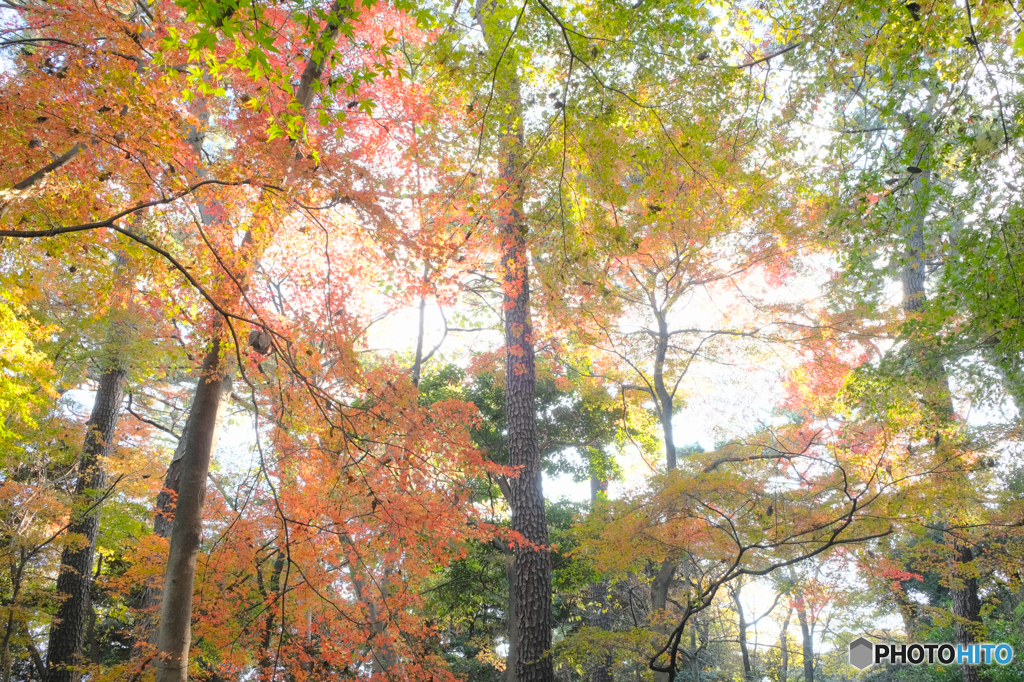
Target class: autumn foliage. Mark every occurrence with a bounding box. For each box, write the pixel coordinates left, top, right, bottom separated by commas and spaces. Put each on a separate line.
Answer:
2, 0, 1024, 681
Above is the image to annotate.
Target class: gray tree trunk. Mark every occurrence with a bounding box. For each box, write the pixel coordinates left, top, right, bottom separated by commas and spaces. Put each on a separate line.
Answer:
778, 607, 791, 682
650, 312, 677, 682
46, 367, 127, 682
732, 585, 752, 681
795, 598, 813, 682
153, 341, 228, 682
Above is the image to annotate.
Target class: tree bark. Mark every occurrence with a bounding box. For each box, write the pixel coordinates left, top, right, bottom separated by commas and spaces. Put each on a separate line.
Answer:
141, 375, 232, 608
45, 367, 127, 682
503, 558, 518, 682
899, 157, 982, 678
652, 314, 676, 470
795, 596, 813, 682
650, 559, 675, 682
951, 544, 982, 682
588, 469, 613, 682
476, 3, 552, 681
650, 313, 677, 682
732, 585, 752, 681
257, 552, 285, 682
778, 607, 791, 682
501, 137, 553, 682
154, 341, 228, 682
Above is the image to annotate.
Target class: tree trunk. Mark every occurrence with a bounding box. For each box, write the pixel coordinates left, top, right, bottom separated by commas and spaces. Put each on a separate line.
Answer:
650, 314, 677, 682
257, 552, 285, 682
732, 585, 752, 681
141, 374, 232, 610
1, 612, 13, 682
900, 169, 929, 316
587, 579, 614, 682
951, 544, 982, 682
690, 622, 699, 682
154, 340, 228, 682
476, 3, 552, 681
779, 607, 791, 682
45, 367, 127, 682
588, 470, 613, 682
502, 153, 553, 682
652, 315, 676, 470
795, 597, 813, 682
650, 559, 675, 682
503, 559, 518, 682
892, 583, 920, 641
899, 159, 982, 680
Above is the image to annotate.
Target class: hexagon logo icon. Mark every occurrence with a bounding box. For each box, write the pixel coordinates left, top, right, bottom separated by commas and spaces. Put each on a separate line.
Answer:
849, 637, 874, 670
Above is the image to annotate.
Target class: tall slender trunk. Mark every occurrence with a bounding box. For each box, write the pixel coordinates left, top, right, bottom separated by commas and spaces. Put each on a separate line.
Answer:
588, 468, 613, 682
140, 376, 232, 618
369, 567, 397, 674
650, 314, 676, 682
501, 123, 552, 682
45, 367, 127, 682
411, 293, 428, 388
732, 585, 752, 681
778, 607, 791, 682
653, 315, 675, 470
477, 3, 552, 681
257, 551, 285, 682
1, 612, 13, 682
689, 620, 700, 682
794, 596, 813, 682
154, 340, 228, 682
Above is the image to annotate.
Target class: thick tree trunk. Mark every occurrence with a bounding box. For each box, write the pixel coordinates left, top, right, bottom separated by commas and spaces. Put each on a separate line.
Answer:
900, 163, 982, 677
141, 375, 232, 606
503, 189, 553, 682
503, 559, 518, 682
45, 367, 127, 682
154, 340, 228, 682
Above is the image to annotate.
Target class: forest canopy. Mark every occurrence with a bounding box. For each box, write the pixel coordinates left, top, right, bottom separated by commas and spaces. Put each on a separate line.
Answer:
1, 0, 1023, 681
